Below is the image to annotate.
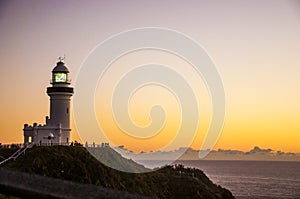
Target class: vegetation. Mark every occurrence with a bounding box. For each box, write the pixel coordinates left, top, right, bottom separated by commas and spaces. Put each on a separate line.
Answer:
0, 168, 150, 199
87, 146, 150, 173
0, 193, 21, 199
0, 148, 19, 160
4, 146, 234, 199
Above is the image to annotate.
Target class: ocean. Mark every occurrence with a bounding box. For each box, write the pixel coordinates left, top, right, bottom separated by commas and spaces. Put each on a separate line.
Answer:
175, 160, 300, 199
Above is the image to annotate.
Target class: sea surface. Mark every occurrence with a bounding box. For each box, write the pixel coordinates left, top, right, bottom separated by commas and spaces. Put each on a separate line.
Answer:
175, 160, 300, 199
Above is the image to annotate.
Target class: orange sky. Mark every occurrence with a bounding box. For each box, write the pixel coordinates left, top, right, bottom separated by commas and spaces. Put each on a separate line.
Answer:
0, 1, 299, 152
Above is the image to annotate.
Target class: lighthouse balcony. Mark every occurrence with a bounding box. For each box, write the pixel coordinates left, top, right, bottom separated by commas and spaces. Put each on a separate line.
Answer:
47, 87, 74, 93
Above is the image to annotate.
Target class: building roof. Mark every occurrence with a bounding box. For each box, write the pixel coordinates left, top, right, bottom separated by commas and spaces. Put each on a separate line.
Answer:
52, 62, 69, 73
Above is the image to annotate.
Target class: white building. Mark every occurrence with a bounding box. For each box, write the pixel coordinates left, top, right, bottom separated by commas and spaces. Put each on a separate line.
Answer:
23, 61, 74, 145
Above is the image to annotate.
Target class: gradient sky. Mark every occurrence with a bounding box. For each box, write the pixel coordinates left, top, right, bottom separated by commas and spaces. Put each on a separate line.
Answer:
0, 0, 299, 152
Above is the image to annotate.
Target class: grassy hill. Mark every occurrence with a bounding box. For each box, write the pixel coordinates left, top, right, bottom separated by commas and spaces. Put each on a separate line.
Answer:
3, 145, 234, 199
86, 146, 150, 173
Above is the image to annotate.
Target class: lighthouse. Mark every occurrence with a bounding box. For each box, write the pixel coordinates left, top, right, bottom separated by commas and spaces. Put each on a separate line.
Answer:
23, 60, 74, 145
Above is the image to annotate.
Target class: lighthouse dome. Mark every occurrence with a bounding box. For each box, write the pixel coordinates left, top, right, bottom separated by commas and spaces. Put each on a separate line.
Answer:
52, 61, 69, 73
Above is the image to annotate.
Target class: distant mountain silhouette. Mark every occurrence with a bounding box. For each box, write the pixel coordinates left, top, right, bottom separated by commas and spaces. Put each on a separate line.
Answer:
116, 146, 300, 166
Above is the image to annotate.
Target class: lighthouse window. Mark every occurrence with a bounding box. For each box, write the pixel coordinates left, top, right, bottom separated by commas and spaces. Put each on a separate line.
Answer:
54, 73, 67, 82
67, 108, 69, 114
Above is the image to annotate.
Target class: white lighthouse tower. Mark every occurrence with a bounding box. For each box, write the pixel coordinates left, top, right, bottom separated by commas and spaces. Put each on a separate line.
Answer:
23, 60, 74, 145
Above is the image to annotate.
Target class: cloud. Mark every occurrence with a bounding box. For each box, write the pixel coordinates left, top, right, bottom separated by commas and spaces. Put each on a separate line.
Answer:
113, 146, 300, 166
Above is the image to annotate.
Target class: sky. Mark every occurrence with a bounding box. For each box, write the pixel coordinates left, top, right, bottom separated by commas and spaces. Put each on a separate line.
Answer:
0, 0, 299, 152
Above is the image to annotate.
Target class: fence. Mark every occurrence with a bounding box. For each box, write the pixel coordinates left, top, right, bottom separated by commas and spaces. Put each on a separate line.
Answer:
0, 143, 24, 149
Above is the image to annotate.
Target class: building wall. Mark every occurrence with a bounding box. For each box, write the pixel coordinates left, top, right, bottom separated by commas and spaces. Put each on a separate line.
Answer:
49, 93, 72, 129
24, 124, 70, 145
